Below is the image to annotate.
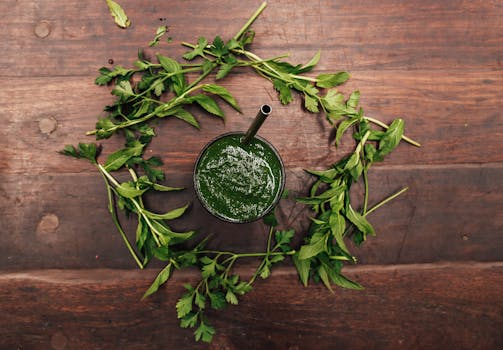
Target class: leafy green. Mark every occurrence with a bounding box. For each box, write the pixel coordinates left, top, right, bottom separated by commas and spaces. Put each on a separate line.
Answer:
194, 321, 215, 343
116, 182, 147, 198
183, 37, 208, 60
202, 84, 241, 112
156, 54, 186, 96
304, 94, 319, 113
105, 0, 130, 28
171, 108, 200, 128
377, 118, 405, 157
60, 143, 100, 164
103, 141, 145, 171
188, 94, 224, 118
316, 72, 350, 88
149, 26, 168, 47
142, 263, 173, 299
273, 79, 293, 105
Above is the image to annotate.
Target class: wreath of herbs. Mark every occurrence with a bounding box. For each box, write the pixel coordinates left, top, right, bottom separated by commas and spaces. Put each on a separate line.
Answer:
61, 2, 420, 343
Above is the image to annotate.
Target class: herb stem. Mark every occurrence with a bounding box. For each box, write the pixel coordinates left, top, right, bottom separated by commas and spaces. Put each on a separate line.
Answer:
248, 226, 275, 285
233, 2, 268, 41
186, 64, 216, 91
362, 169, 369, 215
97, 167, 144, 269
365, 187, 409, 216
364, 116, 421, 147
98, 164, 121, 187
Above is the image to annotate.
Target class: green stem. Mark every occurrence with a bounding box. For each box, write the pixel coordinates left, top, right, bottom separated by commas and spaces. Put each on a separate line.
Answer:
233, 2, 268, 41
186, 63, 216, 91
362, 169, 369, 215
130, 199, 163, 247
365, 187, 409, 216
248, 226, 275, 285
87, 83, 206, 136
98, 164, 120, 187
364, 116, 421, 147
234, 49, 285, 79
97, 167, 144, 269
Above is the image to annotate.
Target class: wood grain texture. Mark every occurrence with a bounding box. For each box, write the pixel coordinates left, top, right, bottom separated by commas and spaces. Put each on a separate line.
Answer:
1, 165, 501, 270
1, 69, 502, 176
0, 263, 501, 349
1, 0, 502, 347
0, 0, 502, 77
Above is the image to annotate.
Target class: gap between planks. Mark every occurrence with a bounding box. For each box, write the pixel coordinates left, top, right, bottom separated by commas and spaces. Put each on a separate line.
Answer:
0, 261, 501, 285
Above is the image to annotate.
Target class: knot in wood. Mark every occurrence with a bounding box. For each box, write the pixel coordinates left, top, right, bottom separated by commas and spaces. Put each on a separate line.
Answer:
34, 21, 51, 38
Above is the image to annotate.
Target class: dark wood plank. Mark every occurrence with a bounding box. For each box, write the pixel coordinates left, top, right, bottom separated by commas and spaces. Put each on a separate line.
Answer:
0, 263, 501, 349
1, 0, 502, 77
1, 166, 501, 269
2, 70, 502, 176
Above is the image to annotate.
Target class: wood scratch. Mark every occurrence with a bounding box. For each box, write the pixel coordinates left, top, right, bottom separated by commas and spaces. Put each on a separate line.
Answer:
396, 204, 417, 263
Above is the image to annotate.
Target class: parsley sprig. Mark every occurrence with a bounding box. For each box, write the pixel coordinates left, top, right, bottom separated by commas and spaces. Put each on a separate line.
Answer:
62, 1, 420, 343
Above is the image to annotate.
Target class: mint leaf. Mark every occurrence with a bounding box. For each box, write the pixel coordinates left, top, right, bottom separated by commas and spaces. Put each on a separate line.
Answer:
105, 0, 130, 28
156, 54, 186, 96
298, 233, 327, 260
329, 212, 350, 256
141, 204, 189, 221
346, 90, 360, 111
152, 183, 184, 192
316, 72, 350, 88
104, 141, 145, 171
346, 205, 375, 238
298, 50, 321, 74
318, 265, 334, 293
293, 254, 311, 286
172, 108, 200, 128
330, 272, 364, 290
142, 263, 173, 299
189, 94, 224, 118
116, 182, 147, 199
377, 118, 404, 157
202, 84, 241, 112
335, 118, 358, 146
149, 26, 168, 47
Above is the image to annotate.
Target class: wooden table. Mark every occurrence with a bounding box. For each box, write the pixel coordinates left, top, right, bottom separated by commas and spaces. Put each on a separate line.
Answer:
1, 0, 502, 349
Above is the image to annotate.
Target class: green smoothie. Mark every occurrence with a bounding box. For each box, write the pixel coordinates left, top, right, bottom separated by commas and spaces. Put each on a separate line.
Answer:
194, 132, 284, 223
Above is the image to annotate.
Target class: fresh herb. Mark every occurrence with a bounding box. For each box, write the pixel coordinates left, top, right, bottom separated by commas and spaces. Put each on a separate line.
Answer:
105, 0, 130, 29
149, 26, 168, 47
63, 1, 420, 343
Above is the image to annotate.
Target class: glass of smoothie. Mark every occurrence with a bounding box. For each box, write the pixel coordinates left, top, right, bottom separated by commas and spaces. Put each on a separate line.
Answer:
193, 105, 285, 223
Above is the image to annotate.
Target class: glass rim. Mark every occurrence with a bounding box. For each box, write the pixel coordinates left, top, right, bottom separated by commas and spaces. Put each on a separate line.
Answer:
193, 132, 285, 224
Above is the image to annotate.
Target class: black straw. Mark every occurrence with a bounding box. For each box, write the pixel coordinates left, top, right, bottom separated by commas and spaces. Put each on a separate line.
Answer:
241, 104, 272, 145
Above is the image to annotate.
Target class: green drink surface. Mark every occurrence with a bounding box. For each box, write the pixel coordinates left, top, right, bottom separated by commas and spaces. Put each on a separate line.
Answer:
194, 133, 284, 223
